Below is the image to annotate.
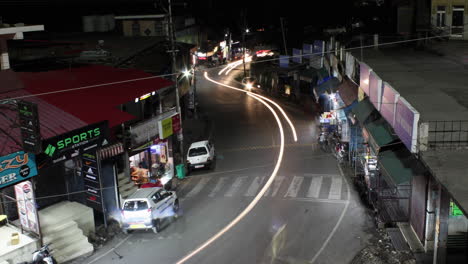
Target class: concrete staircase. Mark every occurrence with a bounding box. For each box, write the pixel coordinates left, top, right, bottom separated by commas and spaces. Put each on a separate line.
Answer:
118, 172, 137, 204
39, 201, 95, 263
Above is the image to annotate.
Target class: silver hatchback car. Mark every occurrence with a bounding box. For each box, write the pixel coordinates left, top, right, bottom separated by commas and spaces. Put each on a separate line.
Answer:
121, 187, 179, 233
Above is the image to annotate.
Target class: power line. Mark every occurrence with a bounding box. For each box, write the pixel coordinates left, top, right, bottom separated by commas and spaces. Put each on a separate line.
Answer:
0, 72, 178, 102
0, 33, 453, 104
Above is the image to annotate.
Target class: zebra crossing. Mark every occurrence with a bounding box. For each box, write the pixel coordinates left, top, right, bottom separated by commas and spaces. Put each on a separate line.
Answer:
178, 173, 347, 201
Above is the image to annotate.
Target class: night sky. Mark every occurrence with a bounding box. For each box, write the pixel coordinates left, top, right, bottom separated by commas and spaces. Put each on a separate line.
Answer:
0, 0, 384, 49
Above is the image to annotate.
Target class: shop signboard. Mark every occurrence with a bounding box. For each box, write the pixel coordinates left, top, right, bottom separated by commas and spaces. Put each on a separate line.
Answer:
81, 150, 104, 211
18, 101, 42, 154
0, 151, 38, 190
395, 97, 420, 153
292, 48, 302, 64
368, 71, 383, 111
279, 55, 289, 68
345, 52, 355, 79
41, 121, 109, 164
158, 112, 181, 140
159, 116, 173, 139
302, 43, 313, 60
130, 109, 177, 146
359, 62, 372, 96
381, 82, 400, 127
14, 180, 40, 235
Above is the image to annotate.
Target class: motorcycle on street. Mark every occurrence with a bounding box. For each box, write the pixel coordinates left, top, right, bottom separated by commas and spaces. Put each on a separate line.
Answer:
18, 244, 57, 264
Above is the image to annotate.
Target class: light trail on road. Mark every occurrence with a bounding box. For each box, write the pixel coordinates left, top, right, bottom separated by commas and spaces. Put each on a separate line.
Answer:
214, 68, 297, 142
175, 72, 287, 264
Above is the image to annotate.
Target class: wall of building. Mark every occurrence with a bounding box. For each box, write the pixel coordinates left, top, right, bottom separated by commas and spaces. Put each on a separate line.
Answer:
431, 0, 468, 39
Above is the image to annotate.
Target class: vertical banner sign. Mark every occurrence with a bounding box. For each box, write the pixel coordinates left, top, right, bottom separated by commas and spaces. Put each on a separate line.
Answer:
311, 40, 324, 68
345, 52, 355, 79
14, 180, 40, 235
368, 71, 383, 111
395, 97, 420, 153
18, 101, 42, 154
0, 151, 38, 189
359, 62, 372, 96
81, 150, 104, 211
159, 116, 174, 139
381, 82, 400, 127
171, 113, 181, 134
302, 43, 313, 60
279, 55, 289, 68
292, 48, 302, 64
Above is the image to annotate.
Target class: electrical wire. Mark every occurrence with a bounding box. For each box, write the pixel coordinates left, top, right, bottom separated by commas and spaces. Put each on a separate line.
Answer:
0, 33, 453, 103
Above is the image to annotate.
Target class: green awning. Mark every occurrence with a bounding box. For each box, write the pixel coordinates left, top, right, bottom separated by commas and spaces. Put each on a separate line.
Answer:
351, 97, 375, 123
364, 119, 399, 153
378, 149, 414, 186
315, 76, 340, 95
317, 67, 329, 79
299, 68, 318, 83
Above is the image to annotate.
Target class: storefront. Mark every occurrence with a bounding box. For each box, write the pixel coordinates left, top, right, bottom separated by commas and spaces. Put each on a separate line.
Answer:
129, 138, 174, 188
0, 151, 40, 263
127, 109, 181, 189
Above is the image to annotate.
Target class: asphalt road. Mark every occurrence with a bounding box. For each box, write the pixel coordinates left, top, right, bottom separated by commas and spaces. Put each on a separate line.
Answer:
83, 66, 374, 264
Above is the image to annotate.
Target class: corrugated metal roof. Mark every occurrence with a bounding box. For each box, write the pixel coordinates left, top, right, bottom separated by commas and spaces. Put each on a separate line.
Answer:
0, 64, 173, 156
0, 89, 87, 156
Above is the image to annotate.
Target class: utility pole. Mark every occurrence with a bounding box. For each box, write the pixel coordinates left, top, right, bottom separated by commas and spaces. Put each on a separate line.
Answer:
280, 17, 288, 55
167, 0, 184, 167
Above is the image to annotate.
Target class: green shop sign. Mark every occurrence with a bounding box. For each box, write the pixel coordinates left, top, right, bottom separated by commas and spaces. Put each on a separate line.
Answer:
41, 121, 109, 163
450, 201, 464, 216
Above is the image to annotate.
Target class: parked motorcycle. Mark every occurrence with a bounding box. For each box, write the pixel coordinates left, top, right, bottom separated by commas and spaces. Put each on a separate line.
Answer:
19, 244, 57, 264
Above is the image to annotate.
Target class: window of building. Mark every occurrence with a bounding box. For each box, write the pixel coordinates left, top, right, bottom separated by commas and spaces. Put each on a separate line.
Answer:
436, 6, 446, 28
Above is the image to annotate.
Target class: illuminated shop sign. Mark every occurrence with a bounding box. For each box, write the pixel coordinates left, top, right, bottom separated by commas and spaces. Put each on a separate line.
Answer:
42, 121, 109, 163
0, 151, 38, 189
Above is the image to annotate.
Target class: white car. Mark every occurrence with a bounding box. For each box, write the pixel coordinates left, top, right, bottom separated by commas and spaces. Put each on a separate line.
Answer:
186, 140, 215, 173
121, 187, 179, 233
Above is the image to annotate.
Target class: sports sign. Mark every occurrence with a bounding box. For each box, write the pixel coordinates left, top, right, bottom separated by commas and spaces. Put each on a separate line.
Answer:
41, 121, 109, 164
0, 151, 38, 190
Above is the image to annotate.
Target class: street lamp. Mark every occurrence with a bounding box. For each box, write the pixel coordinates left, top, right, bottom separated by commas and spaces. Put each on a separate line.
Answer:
242, 28, 249, 78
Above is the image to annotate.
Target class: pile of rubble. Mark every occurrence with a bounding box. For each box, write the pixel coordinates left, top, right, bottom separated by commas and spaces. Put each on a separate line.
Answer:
351, 228, 416, 264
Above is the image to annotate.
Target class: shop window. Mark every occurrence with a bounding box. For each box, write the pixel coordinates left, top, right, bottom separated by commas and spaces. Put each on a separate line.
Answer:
436, 6, 446, 28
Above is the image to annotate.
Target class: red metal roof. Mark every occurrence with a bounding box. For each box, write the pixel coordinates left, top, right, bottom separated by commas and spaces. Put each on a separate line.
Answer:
0, 65, 173, 156
18, 64, 173, 128
0, 89, 87, 156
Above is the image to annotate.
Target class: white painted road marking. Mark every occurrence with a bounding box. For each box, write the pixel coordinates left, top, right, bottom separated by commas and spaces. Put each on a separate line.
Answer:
328, 176, 342, 200
284, 176, 303, 198
307, 176, 323, 198
264, 176, 285, 197
245, 176, 265, 196
185, 177, 211, 197
225, 176, 247, 197
208, 177, 227, 197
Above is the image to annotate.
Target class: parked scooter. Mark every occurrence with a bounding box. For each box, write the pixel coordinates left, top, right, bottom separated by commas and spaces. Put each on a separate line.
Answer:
19, 244, 57, 264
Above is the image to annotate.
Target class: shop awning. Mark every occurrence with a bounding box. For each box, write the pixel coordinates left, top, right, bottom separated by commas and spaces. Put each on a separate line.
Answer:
379, 147, 419, 186
337, 77, 358, 106
317, 67, 330, 81
299, 68, 318, 83
315, 76, 340, 95
351, 97, 375, 123
363, 118, 400, 153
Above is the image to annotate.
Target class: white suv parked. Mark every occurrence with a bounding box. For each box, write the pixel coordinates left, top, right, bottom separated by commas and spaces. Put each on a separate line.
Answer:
121, 187, 179, 233
186, 140, 215, 173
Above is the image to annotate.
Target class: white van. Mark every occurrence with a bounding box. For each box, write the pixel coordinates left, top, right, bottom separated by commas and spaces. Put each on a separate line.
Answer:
186, 140, 215, 173
121, 187, 179, 233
